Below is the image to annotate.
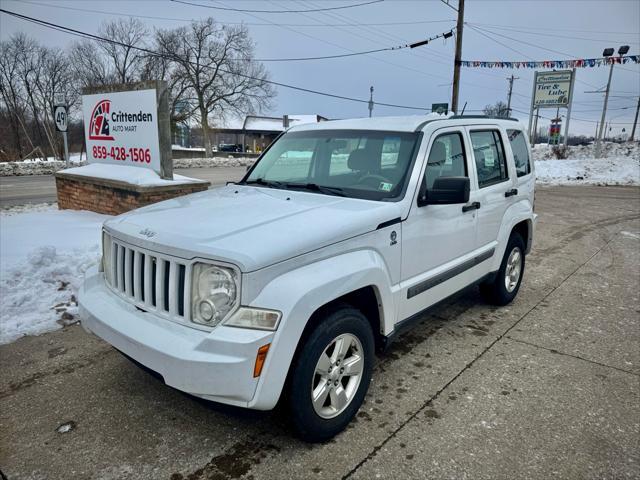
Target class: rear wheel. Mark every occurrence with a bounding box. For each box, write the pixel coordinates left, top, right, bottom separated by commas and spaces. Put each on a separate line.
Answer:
287, 305, 374, 442
481, 232, 525, 305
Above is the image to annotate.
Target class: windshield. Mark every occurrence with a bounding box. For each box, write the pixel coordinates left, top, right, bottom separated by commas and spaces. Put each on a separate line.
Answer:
242, 129, 421, 201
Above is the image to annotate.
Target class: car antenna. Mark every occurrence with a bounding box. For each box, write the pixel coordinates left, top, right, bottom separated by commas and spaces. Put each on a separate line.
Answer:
460, 101, 468, 115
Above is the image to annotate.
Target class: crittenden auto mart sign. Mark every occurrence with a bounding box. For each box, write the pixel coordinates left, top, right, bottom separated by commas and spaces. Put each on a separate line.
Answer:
82, 81, 172, 178
533, 70, 574, 107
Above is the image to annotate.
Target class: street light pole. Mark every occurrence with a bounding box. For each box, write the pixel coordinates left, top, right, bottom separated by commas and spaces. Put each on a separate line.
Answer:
596, 45, 630, 157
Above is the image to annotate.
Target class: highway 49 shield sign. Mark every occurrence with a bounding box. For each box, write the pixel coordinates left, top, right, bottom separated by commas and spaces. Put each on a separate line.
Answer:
54, 105, 68, 132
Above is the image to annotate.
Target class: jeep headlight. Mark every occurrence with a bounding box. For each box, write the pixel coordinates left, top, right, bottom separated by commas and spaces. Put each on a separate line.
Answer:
191, 263, 238, 326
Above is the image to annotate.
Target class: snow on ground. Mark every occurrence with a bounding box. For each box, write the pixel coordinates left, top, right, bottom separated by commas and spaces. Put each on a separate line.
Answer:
62, 164, 206, 186
0, 205, 108, 344
535, 156, 639, 186
532, 141, 638, 161
533, 142, 639, 186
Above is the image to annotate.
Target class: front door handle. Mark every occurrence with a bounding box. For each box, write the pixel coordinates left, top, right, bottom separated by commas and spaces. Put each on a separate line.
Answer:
462, 201, 480, 213
505, 188, 518, 198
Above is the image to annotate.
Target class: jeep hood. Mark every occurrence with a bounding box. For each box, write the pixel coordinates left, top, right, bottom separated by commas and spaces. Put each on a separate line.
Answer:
105, 185, 403, 272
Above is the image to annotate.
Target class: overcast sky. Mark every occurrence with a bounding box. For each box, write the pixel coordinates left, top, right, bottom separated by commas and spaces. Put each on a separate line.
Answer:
1, 0, 639, 135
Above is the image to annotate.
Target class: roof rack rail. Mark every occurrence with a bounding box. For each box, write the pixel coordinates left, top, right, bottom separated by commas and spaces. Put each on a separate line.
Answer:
449, 115, 519, 122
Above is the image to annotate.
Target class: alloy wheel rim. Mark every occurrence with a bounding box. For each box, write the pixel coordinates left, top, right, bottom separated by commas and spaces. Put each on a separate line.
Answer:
311, 333, 364, 419
505, 247, 522, 293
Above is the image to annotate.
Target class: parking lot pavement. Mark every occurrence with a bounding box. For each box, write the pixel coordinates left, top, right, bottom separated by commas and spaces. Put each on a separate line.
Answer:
1, 185, 639, 480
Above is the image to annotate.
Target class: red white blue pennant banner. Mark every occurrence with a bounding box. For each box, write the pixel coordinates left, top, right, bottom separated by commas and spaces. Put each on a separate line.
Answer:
460, 55, 640, 69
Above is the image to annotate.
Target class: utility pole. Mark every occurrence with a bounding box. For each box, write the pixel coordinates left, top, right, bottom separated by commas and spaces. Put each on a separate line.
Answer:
451, 0, 465, 113
506, 74, 519, 117
630, 96, 640, 142
595, 60, 614, 157
368, 86, 374, 118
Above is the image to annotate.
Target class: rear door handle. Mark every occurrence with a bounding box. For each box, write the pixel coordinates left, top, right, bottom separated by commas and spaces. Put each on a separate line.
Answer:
505, 188, 518, 198
462, 201, 480, 213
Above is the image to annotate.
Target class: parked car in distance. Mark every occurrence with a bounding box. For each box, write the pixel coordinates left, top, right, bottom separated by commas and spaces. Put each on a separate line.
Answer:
80, 114, 536, 442
218, 143, 243, 152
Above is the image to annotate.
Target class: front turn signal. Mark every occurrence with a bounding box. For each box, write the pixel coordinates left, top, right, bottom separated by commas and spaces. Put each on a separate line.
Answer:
253, 344, 271, 378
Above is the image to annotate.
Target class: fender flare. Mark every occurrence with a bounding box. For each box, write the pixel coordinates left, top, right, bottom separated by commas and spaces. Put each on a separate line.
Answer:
490, 200, 534, 271
246, 249, 395, 409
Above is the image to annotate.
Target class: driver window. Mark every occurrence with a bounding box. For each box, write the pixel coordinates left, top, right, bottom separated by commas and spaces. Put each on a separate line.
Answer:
424, 132, 467, 189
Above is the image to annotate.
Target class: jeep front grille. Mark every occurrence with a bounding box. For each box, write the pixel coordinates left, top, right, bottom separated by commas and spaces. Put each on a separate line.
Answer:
103, 233, 189, 321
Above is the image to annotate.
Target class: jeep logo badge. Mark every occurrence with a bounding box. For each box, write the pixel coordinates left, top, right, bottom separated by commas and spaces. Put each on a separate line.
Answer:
139, 228, 156, 238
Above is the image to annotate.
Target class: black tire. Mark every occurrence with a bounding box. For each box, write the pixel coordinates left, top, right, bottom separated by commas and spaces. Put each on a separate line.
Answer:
480, 232, 526, 306
287, 304, 374, 442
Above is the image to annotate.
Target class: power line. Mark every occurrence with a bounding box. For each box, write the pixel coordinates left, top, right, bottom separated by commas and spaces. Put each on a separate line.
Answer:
249, 28, 454, 61
10, 0, 456, 26
169, 0, 383, 13
468, 23, 640, 46
439, 0, 458, 12
511, 107, 634, 125
0, 8, 435, 112
467, 24, 533, 60
472, 22, 640, 36
469, 24, 639, 76
212, 0, 450, 81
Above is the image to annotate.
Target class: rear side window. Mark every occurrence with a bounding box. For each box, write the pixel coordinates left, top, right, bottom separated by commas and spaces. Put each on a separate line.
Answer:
424, 132, 467, 189
470, 130, 508, 188
507, 129, 531, 177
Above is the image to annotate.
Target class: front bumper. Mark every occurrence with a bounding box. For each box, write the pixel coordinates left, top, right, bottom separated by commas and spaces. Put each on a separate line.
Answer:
79, 266, 274, 408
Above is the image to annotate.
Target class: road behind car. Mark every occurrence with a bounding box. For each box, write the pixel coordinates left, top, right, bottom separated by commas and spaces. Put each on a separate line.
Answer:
1, 185, 638, 479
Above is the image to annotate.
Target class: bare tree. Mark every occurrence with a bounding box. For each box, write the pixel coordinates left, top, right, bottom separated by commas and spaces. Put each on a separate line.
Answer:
0, 35, 28, 158
483, 101, 509, 118
0, 34, 76, 160
69, 18, 148, 89
99, 18, 149, 84
140, 53, 192, 128
156, 18, 275, 156
69, 40, 112, 88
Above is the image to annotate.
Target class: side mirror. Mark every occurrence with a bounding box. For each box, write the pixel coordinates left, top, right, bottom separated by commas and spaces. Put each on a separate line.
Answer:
418, 176, 470, 207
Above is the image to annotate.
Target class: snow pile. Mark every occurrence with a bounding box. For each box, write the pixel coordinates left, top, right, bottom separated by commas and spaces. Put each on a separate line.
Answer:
171, 145, 206, 152
532, 142, 639, 161
173, 155, 257, 169
1, 202, 57, 216
61, 164, 207, 186
535, 156, 640, 186
1, 155, 257, 175
0, 159, 88, 176
532, 142, 639, 186
0, 207, 108, 344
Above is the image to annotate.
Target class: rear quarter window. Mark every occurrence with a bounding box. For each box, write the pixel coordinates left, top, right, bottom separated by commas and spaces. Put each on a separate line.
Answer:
507, 129, 531, 177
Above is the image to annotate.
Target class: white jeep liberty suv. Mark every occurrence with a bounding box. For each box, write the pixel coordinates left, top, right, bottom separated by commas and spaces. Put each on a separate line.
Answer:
80, 114, 536, 441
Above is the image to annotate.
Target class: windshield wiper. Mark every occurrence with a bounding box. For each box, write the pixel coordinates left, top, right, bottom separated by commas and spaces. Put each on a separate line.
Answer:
283, 183, 347, 197
242, 178, 286, 189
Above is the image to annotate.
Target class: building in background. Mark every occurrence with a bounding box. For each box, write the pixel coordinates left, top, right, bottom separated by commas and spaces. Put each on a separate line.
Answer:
173, 114, 328, 153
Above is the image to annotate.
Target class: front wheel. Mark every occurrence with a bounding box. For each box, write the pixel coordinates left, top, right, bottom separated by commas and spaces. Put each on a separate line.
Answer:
287, 305, 374, 442
480, 232, 526, 305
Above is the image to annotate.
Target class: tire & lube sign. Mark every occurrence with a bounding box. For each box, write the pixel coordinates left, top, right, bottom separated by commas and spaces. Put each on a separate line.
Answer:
533, 70, 574, 107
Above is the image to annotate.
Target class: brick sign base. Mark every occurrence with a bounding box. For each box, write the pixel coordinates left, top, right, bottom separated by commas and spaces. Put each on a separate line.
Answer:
55, 171, 210, 216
